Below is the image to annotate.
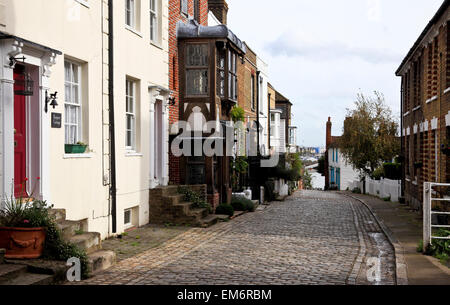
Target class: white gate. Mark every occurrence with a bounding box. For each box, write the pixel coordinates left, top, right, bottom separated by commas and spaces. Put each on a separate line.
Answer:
423, 182, 450, 251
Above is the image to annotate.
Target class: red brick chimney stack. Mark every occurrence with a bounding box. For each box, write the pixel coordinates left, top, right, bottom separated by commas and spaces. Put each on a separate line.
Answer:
326, 117, 332, 147
208, 0, 229, 25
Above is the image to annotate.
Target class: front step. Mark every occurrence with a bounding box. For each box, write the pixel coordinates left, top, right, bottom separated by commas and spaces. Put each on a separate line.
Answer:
49, 209, 66, 222
88, 250, 116, 275
198, 215, 220, 228
69, 232, 101, 254
57, 220, 82, 240
0, 264, 27, 284
2, 271, 54, 285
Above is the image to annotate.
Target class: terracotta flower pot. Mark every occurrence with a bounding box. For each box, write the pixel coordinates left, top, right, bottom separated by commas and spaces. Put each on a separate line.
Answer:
0, 227, 46, 259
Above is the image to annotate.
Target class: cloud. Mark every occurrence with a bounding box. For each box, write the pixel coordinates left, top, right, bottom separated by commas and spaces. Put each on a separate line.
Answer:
265, 33, 403, 64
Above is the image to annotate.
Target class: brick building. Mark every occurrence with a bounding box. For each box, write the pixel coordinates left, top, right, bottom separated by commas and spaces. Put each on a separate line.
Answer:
168, 0, 209, 185
396, 1, 450, 209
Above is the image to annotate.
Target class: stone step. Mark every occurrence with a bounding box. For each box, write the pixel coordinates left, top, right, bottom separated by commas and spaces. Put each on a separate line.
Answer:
87, 250, 116, 275
69, 232, 101, 254
0, 264, 27, 284
198, 215, 219, 228
49, 209, 66, 222
173, 202, 194, 214
163, 194, 185, 205
3, 272, 54, 285
161, 185, 181, 196
188, 208, 208, 219
57, 220, 82, 240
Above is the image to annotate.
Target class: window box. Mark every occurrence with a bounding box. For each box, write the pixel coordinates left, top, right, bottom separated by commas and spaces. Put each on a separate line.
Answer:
65, 144, 87, 154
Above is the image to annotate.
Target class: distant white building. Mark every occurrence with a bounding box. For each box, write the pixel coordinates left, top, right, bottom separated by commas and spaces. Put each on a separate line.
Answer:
325, 117, 359, 190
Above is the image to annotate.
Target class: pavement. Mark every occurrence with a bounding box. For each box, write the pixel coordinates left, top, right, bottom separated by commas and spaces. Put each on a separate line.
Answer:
345, 192, 450, 285
77, 190, 397, 285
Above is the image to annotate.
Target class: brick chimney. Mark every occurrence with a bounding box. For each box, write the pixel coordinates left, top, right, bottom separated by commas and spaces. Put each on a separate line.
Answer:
326, 117, 332, 147
208, 0, 229, 25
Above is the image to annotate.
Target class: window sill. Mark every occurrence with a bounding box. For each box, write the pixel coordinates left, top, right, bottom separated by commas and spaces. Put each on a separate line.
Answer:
125, 152, 143, 157
150, 41, 163, 50
426, 95, 438, 104
403, 111, 410, 117
63, 153, 93, 159
444, 87, 450, 95
125, 26, 143, 38
413, 106, 421, 112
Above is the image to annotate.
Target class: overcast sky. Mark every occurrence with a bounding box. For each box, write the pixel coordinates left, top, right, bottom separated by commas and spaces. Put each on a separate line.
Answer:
226, 0, 444, 147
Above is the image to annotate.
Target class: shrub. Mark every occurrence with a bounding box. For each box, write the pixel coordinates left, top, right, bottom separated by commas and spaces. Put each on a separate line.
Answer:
215, 204, 234, 217
352, 187, 362, 194
231, 196, 255, 212
178, 187, 211, 213
0, 199, 90, 279
422, 229, 450, 265
371, 166, 384, 180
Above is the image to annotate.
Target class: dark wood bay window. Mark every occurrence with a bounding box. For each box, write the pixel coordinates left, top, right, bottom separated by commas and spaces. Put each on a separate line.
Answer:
186, 44, 209, 96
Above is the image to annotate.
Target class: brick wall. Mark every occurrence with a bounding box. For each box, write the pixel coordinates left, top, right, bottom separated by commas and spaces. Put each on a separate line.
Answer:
400, 18, 450, 208
168, 0, 209, 184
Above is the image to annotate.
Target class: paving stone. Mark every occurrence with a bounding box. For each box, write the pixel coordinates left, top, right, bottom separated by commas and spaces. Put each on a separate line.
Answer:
75, 190, 396, 285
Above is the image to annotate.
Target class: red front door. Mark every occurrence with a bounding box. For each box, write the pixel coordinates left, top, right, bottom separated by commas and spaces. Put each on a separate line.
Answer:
14, 68, 27, 197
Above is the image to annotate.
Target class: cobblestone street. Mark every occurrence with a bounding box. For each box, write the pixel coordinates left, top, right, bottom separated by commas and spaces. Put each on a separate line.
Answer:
81, 191, 396, 285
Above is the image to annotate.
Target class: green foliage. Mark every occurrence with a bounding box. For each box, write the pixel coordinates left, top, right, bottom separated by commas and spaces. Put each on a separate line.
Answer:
230, 106, 245, 122
232, 157, 248, 174
215, 204, 234, 217
231, 196, 255, 212
340, 91, 400, 176
371, 166, 384, 180
383, 196, 391, 202
352, 187, 362, 194
302, 170, 313, 190
0, 199, 90, 279
422, 229, 450, 266
316, 155, 326, 176
178, 187, 211, 212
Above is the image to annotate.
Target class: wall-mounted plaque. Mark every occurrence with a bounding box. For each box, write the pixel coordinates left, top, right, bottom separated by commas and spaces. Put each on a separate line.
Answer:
51, 113, 62, 128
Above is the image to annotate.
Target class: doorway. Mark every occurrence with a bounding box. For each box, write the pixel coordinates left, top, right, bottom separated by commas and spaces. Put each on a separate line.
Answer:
13, 66, 28, 197
154, 100, 163, 185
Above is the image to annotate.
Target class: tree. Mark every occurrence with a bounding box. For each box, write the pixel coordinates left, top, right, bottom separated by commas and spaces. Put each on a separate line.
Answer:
340, 91, 400, 176
316, 155, 326, 176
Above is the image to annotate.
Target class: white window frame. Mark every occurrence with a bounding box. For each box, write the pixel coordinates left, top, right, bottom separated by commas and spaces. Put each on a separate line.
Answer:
124, 208, 132, 228
126, 0, 136, 28
126, 80, 136, 151
64, 61, 82, 145
149, 0, 158, 42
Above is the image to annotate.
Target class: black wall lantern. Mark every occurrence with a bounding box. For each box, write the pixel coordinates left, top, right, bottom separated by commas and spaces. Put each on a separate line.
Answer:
13, 64, 34, 96
45, 91, 58, 113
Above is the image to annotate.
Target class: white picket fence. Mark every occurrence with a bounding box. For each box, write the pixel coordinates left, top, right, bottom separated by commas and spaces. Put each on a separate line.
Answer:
349, 177, 401, 202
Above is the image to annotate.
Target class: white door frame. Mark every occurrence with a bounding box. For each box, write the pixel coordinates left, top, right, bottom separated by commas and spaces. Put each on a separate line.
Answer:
0, 38, 58, 201
149, 85, 169, 189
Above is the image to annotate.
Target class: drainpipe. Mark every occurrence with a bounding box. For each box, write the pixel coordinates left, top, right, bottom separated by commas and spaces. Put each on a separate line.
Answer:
108, 0, 117, 234
256, 71, 261, 156
400, 79, 404, 198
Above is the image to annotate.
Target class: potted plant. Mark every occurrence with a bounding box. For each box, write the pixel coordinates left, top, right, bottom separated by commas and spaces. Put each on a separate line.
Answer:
65, 141, 88, 154
0, 178, 49, 259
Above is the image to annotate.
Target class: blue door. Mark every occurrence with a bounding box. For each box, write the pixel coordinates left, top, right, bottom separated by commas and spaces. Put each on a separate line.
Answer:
336, 169, 341, 190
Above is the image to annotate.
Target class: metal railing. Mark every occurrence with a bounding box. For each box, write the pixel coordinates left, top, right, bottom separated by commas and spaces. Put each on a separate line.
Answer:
423, 182, 450, 251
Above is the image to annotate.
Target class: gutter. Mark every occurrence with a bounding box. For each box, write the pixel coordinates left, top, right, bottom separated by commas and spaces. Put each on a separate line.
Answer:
108, 0, 117, 234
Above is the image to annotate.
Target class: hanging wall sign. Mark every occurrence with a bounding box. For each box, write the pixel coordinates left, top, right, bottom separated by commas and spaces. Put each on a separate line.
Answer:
51, 113, 62, 128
